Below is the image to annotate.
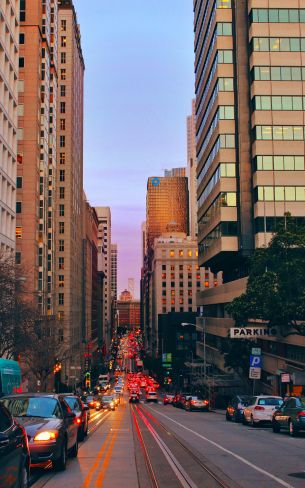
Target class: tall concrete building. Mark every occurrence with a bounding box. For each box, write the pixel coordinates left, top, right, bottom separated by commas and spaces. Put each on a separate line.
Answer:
111, 243, 117, 304
0, 0, 19, 252
187, 99, 198, 239
16, 0, 58, 314
95, 207, 112, 347
194, 1, 305, 391
55, 0, 84, 367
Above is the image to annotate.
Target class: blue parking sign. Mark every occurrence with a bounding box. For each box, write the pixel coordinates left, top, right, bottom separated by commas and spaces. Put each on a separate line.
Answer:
250, 355, 262, 368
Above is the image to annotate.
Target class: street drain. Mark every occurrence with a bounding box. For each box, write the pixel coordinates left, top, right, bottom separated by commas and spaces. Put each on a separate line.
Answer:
289, 472, 305, 479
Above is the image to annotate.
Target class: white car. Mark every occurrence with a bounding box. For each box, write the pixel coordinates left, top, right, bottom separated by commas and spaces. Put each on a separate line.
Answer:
146, 391, 158, 403
243, 395, 283, 426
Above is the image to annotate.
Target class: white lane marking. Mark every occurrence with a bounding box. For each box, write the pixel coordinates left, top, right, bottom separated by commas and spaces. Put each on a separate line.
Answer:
147, 407, 294, 488
87, 411, 110, 433
137, 407, 197, 488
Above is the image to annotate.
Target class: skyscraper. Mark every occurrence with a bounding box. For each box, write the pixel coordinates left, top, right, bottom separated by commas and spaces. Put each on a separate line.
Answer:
164, 168, 186, 177
55, 0, 85, 366
95, 207, 112, 347
0, 0, 19, 252
194, 1, 305, 385
111, 244, 118, 305
16, 0, 58, 314
187, 100, 198, 239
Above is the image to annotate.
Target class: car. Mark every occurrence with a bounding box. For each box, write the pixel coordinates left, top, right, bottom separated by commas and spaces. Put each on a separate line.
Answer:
184, 395, 210, 412
226, 395, 252, 423
0, 402, 30, 488
272, 396, 305, 436
146, 391, 158, 403
173, 393, 192, 409
100, 395, 115, 411
129, 392, 139, 403
243, 395, 283, 426
163, 394, 174, 405
2, 393, 79, 471
86, 395, 97, 409
62, 395, 89, 441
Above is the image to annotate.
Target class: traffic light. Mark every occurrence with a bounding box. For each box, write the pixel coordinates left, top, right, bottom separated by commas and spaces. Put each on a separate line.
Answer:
85, 372, 91, 389
53, 362, 62, 374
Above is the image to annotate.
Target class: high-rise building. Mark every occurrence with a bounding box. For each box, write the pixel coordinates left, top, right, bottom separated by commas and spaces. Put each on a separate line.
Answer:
194, 1, 305, 390
55, 0, 85, 366
16, 0, 58, 314
164, 168, 186, 177
117, 290, 140, 330
111, 244, 118, 304
146, 176, 189, 251
187, 99, 198, 239
128, 277, 135, 299
0, 0, 19, 252
95, 207, 112, 347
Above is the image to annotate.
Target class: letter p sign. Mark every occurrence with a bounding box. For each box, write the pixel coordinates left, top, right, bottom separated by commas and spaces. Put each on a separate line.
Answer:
250, 355, 262, 368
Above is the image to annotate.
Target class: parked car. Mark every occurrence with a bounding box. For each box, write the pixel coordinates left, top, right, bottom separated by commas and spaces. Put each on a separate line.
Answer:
173, 393, 192, 409
163, 394, 175, 405
226, 395, 252, 423
243, 395, 283, 426
0, 402, 30, 488
62, 395, 89, 441
184, 395, 210, 412
146, 391, 158, 403
2, 393, 78, 471
272, 396, 305, 436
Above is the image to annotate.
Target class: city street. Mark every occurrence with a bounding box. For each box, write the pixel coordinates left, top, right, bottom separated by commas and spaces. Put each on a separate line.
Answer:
30, 392, 305, 488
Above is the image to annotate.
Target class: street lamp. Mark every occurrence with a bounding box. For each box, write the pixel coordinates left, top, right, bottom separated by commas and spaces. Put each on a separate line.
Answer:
181, 320, 206, 379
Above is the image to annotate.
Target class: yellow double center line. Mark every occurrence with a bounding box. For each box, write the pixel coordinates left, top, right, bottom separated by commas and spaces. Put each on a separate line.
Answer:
82, 406, 126, 488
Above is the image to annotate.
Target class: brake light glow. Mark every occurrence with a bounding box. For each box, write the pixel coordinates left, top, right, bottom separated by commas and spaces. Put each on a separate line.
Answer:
34, 431, 58, 442
297, 411, 305, 417
75, 417, 82, 424
254, 406, 265, 411
203, 400, 209, 405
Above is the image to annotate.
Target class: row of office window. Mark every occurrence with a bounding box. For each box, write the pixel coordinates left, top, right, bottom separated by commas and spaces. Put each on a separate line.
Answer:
161, 264, 200, 271
197, 135, 236, 186
162, 273, 200, 280
253, 95, 305, 111
255, 216, 305, 234
254, 125, 305, 141
162, 282, 200, 289
254, 155, 305, 171
252, 37, 305, 52
162, 249, 198, 258
254, 186, 305, 202
250, 9, 305, 24
251, 66, 305, 82
198, 192, 237, 228
197, 163, 236, 208
199, 221, 237, 255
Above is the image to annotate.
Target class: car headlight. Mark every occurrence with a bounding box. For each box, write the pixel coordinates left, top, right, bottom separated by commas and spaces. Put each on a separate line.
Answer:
110, 402, 114, 407
34, 431, 58, 442
96, 402, 101, 406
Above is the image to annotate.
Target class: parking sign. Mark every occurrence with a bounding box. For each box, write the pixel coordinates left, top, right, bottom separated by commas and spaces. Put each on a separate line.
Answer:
250, 355, 262, 368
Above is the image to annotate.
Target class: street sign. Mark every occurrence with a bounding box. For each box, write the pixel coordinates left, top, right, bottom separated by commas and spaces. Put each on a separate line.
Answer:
230, 327, 278, 338
250, 355, 262, 368
162, 353, 172, 363
249, 367, 261, 379
281, 373, 291, 383
251, 347, 261, 356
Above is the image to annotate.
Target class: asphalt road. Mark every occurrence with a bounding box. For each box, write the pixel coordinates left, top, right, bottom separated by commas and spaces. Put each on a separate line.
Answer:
30, 395, 305, 488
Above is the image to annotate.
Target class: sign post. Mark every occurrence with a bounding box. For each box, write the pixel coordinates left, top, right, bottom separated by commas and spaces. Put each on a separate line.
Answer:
249, 349, 262, 395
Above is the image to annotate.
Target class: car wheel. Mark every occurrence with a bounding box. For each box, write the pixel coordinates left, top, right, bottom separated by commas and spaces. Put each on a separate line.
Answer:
18, 462, 29, 488
250, 415, 256, 427
53, 440, 67, 471
226, 412, 231, 421
70, 437, 79, 458
289, 420, 298, 437
242, 415, 248, 425
272, 421, 281, 433
78, 425, 85, 442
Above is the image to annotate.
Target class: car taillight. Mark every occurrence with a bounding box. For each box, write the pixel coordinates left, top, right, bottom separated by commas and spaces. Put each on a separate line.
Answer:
190, 400, 196, 405
254, 406, 265, 411
203, 400, 209, 405
75, 417, 82, 424
297, 411, 305, 417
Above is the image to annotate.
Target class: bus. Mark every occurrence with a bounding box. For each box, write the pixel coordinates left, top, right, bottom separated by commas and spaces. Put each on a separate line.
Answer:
0, 358, 22, 396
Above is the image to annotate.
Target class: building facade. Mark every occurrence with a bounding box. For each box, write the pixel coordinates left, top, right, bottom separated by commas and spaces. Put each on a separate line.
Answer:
164, 168, 186, 177
16, 0, 58, 314
117, 290, 140, 331
55, 0, 84, 370
194, 0, 305, 392
95, 206, 112, 347
110, 243, 117, 305
187, 99, 198, 239
0, 0, 19, 252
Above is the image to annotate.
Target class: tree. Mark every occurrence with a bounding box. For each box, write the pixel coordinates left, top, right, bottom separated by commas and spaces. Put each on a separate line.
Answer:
228, 214, 305, 336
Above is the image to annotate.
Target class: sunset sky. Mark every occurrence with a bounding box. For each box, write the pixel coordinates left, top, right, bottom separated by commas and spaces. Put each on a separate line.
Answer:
73, 0, 195, 297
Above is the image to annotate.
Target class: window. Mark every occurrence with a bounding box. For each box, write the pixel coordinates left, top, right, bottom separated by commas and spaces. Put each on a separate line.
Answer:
252, 66, 305, 82
59, 221, 65, 233
16, 202, 22, 213
162, 273, 166, 279
187, 250, 192, 257
59, 170, 65, 182
171, 290, 175, 297
253, 95, 305, 111
58, 293, 64, 306
162, 265, 166, 270
59, 239, 64, 252
179, 250, 184, 257
60, 102, 66, 114
16, 177, 23, 189
171, 273, 175, 279
162, 290, 166, 296
255, 186, 305, 202
254, 125, 305, 141
60, 119, 65, 130
217, 22, 232, 36
254, 155, 304, 171
60, 152, 65, 165
170, 250, 175, 257
59, 205, 65, 217
61, 36, 67, 47
19, 33, 25, 44
16, 227, 22, 239
61, 69, 66, 80
171, 282, 175, 287
59, 187, 65, 199
20, 0, 26, 21
251, 9, 305, 24
61, 19, 67, 31
180, 282, 183, 287
61, 52, 66, 64
59, 257, 64, 269
60, 85, 66, 97
60, 135, 65, 147
252, 37, 305, 53
19, 57, 25, 68
15, 252, 21, 265
59, 275, 64, 287
162, 282, 166, 287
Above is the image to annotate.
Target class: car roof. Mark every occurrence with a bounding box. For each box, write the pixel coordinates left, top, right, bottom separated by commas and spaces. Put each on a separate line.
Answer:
3, 393, 58, 399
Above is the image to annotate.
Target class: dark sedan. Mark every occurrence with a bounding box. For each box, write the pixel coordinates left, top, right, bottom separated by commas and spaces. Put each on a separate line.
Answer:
2, 394, 78, 471
226, 395, 252, 423
184, 395, 210, 412
272, 396, 305, 436
0, 402, 30, 488
61, 395, 89, 441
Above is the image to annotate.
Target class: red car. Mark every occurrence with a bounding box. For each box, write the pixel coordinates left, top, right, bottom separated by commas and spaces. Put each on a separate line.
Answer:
163, 394, 175, 405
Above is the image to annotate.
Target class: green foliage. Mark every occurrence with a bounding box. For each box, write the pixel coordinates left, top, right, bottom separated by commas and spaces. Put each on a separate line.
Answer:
228, 214, 305, 335
221, 339, 252, 376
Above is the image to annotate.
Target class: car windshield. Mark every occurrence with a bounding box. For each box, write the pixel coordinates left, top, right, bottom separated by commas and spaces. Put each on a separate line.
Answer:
3, 397, 62, 419
103, 396, 114, 402
148, 392, 156, 395
189, 396, 203, 400
258, 398, 283, 406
